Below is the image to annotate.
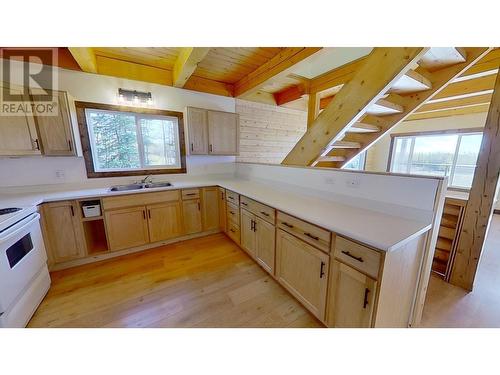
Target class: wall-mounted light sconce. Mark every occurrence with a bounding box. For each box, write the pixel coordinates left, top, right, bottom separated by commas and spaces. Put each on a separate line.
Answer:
118, 88, 153, 106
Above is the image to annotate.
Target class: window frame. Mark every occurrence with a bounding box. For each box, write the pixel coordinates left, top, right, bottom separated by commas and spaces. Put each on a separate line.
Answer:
387, 128, 484, 190
76, 101, 186, 178
343, 151, 366, 171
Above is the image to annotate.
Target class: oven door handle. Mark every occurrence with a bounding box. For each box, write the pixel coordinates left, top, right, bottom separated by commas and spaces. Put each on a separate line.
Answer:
0, 213, 40, 244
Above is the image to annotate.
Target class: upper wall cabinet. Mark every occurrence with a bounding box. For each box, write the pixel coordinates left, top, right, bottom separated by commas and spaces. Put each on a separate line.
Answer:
31, 89, 76, 156
187, 107, 239, 156
0, 83, 41, 156
0, 84, 77, 157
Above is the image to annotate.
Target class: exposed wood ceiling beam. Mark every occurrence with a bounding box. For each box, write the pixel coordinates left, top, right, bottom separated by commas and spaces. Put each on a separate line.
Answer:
68, 47, 97, 73
406, 104, 491, 121
282, 47, 428, 166
172, 48, 211, 88
414, 93, 492, 114
233, 47, 323, 98
274, 83, 308, 106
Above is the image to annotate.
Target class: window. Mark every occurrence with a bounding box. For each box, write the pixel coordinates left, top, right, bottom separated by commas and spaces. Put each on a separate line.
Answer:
343, 152, 366, 171
389, 130, 483, 189
76, 102, 186, 178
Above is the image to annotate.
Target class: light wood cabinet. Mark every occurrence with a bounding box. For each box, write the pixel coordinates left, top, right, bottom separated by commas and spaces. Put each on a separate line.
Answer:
218, 188, 227, 232
276, 229, 329, 320
208, 111, 239, 155
182, 199, 202, 235
105, 206, 150, 251
147, 202, 183, 242
240, 208, 276, 273
187, 107, 239, 156
187, 107, 209, 154
31, 90, 76, 156
326, 260, 377, 328
41, 201, 85, 263
240, 208, 257, 257
201, 187, 219, 231
0, 83, 40, 156
255, 217, 275, 274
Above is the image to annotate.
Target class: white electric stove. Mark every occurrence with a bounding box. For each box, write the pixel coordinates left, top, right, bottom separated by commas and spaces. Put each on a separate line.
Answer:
0, 205, 51, 327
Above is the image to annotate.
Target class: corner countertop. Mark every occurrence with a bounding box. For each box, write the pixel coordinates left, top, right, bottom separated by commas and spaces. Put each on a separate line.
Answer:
0, 178, 433, 252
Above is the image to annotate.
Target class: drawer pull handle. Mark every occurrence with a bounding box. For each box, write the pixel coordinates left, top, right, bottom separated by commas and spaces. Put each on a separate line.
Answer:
228, 196, 234, 200
185, 193, 196, 196
241, 202, 248, 206
304, 232, 319, 241
230, 228, 236, 233
282, 222, 294, 229
260, 211, 270, 217
363, 288, 370, 309
341, 250, 364, 263
320, 261, 326, 278
230, 211, 235, 215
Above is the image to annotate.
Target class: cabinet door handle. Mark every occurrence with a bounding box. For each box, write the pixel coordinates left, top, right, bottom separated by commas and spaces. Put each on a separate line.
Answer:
70, 205, 75, 216
191, 143, 194, 152
250, 219, 254, 231
282, 222, 294, 229
253, 220, 257, 232
230, 211, 235, 215
68, 139, 72, 151
304, 232, 319, 241
320, 261, 326, 278
228, 196, 234, 200
143, 210, 146, 220
260, 211, 269, 217
363, 288, 370, 309
209, 144, 213, 152
198, 202, 201, 211
33, 139, 40, 150
341, 250, 364, 263
230, 228, 236, 233
221, 193, 224, 200
148, 209, 151, 219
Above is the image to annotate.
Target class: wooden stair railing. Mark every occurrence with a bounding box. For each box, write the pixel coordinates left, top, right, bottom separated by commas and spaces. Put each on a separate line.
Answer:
281, 47, 491, 169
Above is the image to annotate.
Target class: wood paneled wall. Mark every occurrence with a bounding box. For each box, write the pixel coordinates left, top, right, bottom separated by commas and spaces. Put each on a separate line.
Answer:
235, 99, 307, 164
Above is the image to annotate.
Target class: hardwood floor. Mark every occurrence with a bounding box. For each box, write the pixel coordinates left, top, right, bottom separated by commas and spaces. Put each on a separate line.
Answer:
28, 233, 322, 328
420, 214, 500, 327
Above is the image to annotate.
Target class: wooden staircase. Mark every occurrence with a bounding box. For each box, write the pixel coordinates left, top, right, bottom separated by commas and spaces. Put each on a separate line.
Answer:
281, 47, 491, 168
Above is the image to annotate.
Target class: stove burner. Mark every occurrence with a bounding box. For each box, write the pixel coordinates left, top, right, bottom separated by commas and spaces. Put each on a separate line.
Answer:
0, 208, 22, 215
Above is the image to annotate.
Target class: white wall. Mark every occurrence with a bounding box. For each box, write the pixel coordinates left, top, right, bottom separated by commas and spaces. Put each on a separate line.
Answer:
0, 59, 237, 188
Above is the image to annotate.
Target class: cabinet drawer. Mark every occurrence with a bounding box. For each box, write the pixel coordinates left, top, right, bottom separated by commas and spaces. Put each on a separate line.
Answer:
225, 190, 239, 205
226, 202, 240, 225
277, 211, 331, 253
240, 196, 275, 224
182, 188, 200, 200
334, 237, 382, 279
227, 221, 240, 244
102, 190, 180, 210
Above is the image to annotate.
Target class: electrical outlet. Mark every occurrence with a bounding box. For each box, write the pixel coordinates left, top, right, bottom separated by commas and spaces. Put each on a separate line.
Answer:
345, 177, 360, 188
55, 170, 66, 180
324, 177, 335, 185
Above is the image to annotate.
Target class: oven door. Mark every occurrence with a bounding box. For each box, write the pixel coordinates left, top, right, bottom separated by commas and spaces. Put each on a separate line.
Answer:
0, 212, 47, 314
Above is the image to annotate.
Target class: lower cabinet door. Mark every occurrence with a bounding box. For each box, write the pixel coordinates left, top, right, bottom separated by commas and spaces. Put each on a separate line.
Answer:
276, 229, 329, 320
201, 187, 219, 231
240, 209, 256, 257
255, 217, 275, 274
326, 260, 377, 328
182, 199, 202, 235
147, 201, 183, 242
218, 188, 227, 232
41, 201, 86, 263
105, 206, 150, 251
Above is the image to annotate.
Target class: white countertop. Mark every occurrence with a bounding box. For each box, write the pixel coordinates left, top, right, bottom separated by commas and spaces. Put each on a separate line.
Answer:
0, 178, 432, 252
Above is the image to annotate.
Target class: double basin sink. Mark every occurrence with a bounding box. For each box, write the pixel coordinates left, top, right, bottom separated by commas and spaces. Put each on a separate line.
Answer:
109, 182, 172, 192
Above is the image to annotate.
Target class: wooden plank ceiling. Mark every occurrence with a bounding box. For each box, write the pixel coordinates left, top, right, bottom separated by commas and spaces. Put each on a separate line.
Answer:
62, 47, 499, 123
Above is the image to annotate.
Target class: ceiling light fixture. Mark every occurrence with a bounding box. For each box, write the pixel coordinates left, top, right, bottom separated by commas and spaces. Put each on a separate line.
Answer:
118, 88, 153, 106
